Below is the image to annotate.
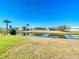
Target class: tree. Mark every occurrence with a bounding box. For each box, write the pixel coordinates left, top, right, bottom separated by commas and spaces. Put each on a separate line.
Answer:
15, 27, 19, 31
3, 20, 11, 34
26, 24, 29, 26
22, 26, 26, 31
57, 25, 70, 32
9, 25, 13, 30
26, 24, 30, 31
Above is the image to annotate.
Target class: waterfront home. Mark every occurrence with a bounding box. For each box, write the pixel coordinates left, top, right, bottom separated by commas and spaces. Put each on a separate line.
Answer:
70, 27, 79, 31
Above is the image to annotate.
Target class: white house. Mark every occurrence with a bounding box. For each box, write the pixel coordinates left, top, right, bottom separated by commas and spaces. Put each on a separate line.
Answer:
70, 27, 79, 31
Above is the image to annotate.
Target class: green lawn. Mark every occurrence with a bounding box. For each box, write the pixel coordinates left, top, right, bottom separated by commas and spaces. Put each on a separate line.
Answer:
1, 35, 79, 59
0, 35, 28, 57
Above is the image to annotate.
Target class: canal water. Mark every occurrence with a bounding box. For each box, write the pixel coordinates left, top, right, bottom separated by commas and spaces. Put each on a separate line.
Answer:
17, 33, 62, 38
64, 35, 79, 40
17, 33, 79, 40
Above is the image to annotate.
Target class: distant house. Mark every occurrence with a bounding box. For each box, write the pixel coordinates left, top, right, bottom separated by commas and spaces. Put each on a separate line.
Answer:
70, 27, 79, 31
33, 27, 46, 30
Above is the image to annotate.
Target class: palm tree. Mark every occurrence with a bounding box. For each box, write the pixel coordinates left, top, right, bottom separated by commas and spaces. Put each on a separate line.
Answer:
3, 20, 11, 34
26, 24, 29, 26
26, 24, 30, 31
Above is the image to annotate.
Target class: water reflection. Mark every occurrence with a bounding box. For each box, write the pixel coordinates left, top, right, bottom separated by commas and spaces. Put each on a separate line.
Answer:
32, 33, 43, 36
64, 35, 79, 40
64, 35, 73, 39
22, 33, 26, 36
41, 34, 49, 37
17, 33, 79, 40
17, 33, 62, 38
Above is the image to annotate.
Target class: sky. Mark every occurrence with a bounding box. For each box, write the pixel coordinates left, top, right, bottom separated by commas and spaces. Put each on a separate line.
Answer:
0, 0, 79, 28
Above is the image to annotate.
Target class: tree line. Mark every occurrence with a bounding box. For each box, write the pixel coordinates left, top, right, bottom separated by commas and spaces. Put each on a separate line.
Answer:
0, 20, 70, 34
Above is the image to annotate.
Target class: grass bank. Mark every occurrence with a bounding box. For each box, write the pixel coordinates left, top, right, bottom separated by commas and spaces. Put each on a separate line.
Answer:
0, 35, 79, 59
0, 35, 29, 57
